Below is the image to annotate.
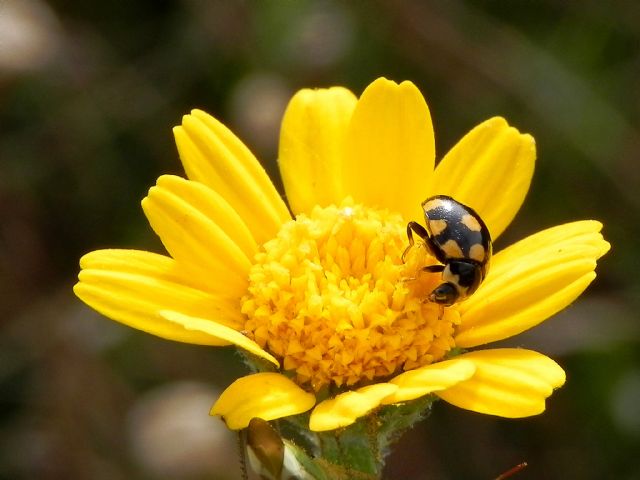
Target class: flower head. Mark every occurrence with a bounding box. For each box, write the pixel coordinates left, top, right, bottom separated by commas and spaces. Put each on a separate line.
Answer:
74, 78, 609, 433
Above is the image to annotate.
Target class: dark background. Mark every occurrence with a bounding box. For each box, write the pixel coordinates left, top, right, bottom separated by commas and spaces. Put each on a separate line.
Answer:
1, 1, 639, 479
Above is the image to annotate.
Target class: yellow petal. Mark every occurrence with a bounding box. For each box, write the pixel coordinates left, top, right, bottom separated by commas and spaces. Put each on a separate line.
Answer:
382, 359, 476, 404
343, 78, 435, 221
484, 220, 609, 270
159, 310, 278, 367
156, 175, 258, 258
278, 87, 357, 215
427, 117, 535, 239
74, 249, 242, 345
173, 110, 291, 244
455, 221, 610, 347
309, 383, 398, 431
142, 177, 251, 295
211, 373, 316, 430
436, 349, 566, 418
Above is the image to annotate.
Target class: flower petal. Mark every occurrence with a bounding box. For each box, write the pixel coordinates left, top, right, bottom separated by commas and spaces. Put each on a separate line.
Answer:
455, 220, 610, 347
278, 87, 357, 215
309, 383, 398, 431
160, 310, 279, 367
436, 349, 566, 418
211, 373, 316, 430
173, 110, 291, 244
382, 359, 476, 404
74, 249, 241, 345
155, 175, 258, 258
427, 117, 535, 239
342, 78, 435, 221
142, 176, 251, 295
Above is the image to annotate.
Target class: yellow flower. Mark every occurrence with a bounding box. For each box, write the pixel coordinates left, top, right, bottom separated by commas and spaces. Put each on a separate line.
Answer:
74, 78, 609, 433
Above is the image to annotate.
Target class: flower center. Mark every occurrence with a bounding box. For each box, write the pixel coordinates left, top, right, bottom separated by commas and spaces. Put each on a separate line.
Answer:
241, 200, 459, 391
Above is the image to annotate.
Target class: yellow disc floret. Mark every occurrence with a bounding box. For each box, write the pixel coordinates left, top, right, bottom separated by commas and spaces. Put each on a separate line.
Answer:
242, 200, 459, 391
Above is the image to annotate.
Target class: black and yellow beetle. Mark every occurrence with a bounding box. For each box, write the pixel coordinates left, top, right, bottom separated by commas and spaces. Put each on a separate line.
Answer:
404, 195, 492, 306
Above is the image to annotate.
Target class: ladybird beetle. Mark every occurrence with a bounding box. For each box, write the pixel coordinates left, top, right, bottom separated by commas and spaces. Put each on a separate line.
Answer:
404, 195, 492, 306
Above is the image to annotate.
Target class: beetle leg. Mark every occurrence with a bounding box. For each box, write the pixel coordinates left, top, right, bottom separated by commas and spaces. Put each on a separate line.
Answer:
421, 264, 445, 274
402, 221, 430, 262
407, 221, 430, 242
402, 263, 444, 284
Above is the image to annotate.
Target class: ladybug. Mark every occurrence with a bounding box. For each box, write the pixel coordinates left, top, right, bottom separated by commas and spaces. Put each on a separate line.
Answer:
404, 195, 492, 306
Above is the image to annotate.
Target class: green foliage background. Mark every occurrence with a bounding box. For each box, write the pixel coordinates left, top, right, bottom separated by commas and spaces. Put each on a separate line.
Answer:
1, 1, 639, 479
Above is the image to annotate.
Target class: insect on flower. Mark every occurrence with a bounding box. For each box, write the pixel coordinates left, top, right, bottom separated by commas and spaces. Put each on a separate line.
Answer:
73, 77, 609, 442
404, 195, 492, 306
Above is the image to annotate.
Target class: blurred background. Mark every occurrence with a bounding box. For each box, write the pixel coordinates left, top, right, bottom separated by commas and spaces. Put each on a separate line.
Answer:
1, 1, 639, 479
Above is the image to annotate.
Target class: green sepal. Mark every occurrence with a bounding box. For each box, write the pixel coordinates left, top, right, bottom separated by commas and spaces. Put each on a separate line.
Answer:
375, 395, 435, 455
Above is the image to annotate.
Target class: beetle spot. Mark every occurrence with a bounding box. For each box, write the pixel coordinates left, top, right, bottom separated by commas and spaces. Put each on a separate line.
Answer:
461, 214, 482, 232
442, 268, 460, 286
469, 244, 485, 262
440, 239, 464, 258
428, 219, 448, 236
422, 199, 442, 213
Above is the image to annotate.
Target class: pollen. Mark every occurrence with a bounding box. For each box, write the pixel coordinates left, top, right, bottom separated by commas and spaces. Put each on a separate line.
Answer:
241, 200, 459, 391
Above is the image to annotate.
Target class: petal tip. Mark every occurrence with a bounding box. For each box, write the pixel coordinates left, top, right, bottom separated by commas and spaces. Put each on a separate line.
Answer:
480, 116, 509, 132
72, 282, 84, 297
398, 79, 419, 90
140, 195, 151, 212
190, 108, 208, 118
77, 251, 93, 269
522, 131, 536, 144
370, 76, 393, 86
